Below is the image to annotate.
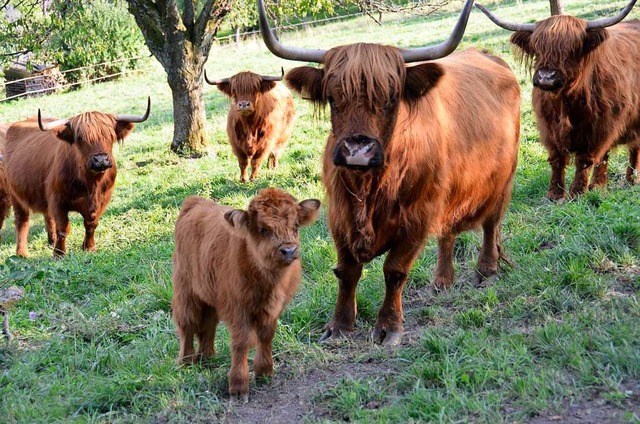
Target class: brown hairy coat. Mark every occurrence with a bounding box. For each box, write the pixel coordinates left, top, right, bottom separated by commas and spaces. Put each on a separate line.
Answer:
4, 112, 135, 256
172, 188, 320, 401
216, 72, 295, 182
0, 124, 10, 234
512, 17, 640, 198
286, 45, 520, 345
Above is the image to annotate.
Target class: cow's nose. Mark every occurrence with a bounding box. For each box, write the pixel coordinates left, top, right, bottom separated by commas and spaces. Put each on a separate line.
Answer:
533, 68, 563, 91
333, 134, 384, 168
89, 154, 112, 172
279, 245, 298, 261
237, 100, 251, 111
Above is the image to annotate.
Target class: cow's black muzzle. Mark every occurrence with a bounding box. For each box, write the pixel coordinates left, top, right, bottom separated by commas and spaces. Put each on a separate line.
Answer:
332, 134, 384, 169
533, 68, 563, 92
88, 154, 113, 172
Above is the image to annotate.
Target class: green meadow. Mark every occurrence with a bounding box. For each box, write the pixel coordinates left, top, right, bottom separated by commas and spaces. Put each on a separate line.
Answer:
1, 0, 639, 422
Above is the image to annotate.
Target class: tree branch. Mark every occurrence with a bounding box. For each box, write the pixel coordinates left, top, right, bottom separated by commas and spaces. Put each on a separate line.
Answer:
195, 0, 231, 55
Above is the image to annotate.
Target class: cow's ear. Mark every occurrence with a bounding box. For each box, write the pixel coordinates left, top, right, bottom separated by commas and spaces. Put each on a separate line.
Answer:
285, 67, 324, 102
115, 121, 134, 142
224, 209, 249, 235
511, 31, 535, 56
51, 123, 74, 144
216, 82, 232, 97
584, 28, 608, 55
297, 199, 321, 227
404, 63, 444, 101
259, 80, 277, 93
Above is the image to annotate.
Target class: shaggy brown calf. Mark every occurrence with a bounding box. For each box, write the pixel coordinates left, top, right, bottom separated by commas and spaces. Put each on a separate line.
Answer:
205, 70, 295, 182
3, 98, 150, 256
172, 188, 320, 401
477, 0, 640, 199
259, 0, 520, 345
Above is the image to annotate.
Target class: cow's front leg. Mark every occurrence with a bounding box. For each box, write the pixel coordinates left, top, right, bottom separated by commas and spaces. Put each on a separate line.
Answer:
569, 154, 594, 197
627, 145, 639, 185
254, 320, 277, 381
44, 212, 56, 246
82, 214, 99, 252
373, 240, 423, 346
589, 152, 609, 191
249, 153, 265, 181
13, 201, 30, 257
319, 247, 363, 343
433, 234, 456, 290
51, 208, 70, 257
237, 155, 249, 183
228, 326, 250, 403
546, 147, 569, 200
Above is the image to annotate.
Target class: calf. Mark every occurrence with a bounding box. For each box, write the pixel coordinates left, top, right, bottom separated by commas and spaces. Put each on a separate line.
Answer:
205, 70, 295, 182
172, 188, 320, 401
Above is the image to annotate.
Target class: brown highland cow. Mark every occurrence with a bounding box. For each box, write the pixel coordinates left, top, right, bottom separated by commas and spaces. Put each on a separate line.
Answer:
205, 70, 295, 182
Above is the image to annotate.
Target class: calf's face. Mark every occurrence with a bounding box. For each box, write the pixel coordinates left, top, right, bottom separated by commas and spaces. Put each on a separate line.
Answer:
216, 72, 277, 116
224, 188, 321, 266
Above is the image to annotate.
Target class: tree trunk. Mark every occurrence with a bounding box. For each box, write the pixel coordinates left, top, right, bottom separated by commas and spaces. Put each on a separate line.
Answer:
168, 68, 207, 155
125, 0, 231, 156
550, 0, 564, 15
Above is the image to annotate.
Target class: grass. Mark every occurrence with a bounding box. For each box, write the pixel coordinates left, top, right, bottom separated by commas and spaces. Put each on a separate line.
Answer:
1, 0, 640, 422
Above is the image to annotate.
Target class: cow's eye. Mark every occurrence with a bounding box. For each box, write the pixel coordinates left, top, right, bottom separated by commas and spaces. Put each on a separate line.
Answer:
259, 227, 272, 237
328, 96, 338, 113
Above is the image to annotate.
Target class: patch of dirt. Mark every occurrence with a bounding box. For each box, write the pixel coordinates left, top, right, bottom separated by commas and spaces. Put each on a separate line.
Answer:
529, 381, 640, 424
222, 333, 405, 424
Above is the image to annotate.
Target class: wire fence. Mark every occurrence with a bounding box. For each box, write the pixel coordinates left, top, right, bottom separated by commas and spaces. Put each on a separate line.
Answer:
0, 2, 449, 103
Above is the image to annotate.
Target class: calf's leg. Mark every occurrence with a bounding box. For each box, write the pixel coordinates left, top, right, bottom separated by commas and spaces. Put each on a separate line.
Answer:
254, 321, 277, 380
228, 325, 250, 402
319, 247, 363, 343
196, 307, 218, 360
52, 212, 70, 257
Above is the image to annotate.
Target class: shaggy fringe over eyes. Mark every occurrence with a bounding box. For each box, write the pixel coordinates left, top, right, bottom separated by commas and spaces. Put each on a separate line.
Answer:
69, 113, 120, 144
322, 43, 405, 111
230, 72, 264, 96
514, 16, 588, 73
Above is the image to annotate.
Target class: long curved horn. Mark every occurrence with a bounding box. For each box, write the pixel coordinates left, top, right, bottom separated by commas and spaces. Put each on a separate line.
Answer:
586, 0, 637, 29
204, 69, 230, 85
38, 110, 68, 131
260, 67, 285, 82
401, 0, 475, 62
115, 96, 151, 123
258, 0, 326, 63
475, 3, 536, 32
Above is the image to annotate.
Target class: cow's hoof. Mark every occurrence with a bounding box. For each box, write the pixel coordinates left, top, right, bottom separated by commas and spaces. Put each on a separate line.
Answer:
473, 272, 497, 288
318, 327, 352, 344
372, 327, 403, 346
230, 393, 249, 404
